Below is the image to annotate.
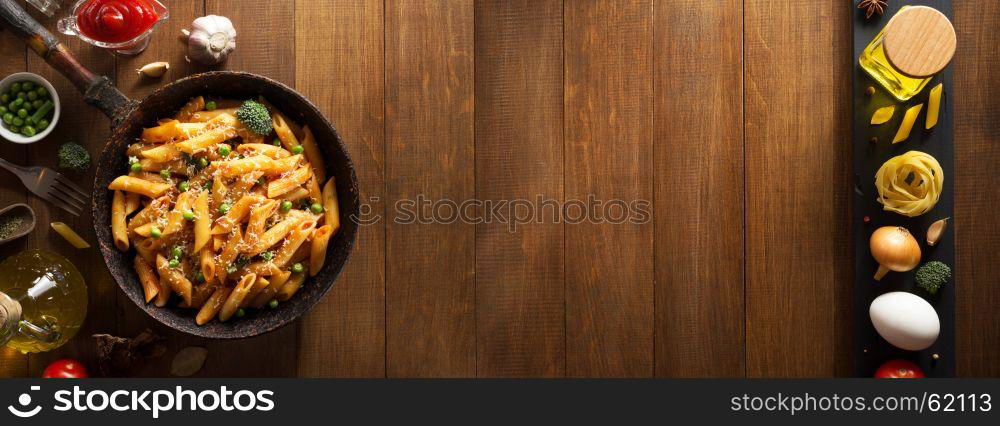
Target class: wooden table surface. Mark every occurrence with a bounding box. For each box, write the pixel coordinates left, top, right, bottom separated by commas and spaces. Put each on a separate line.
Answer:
1, 0, 997, 378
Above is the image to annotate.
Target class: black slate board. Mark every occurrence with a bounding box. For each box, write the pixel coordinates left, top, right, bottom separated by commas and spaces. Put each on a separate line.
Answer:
852, 0, 955, 378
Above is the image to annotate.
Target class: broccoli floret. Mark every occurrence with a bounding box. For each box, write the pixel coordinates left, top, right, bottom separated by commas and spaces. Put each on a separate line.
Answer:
57, 142, 91, 173
915, 261, 951, 295
235, 100, 272, 135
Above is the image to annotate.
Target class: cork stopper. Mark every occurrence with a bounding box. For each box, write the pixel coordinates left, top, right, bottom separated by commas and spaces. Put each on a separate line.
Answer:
883, 6, 957, 78
0, 292, 21, 344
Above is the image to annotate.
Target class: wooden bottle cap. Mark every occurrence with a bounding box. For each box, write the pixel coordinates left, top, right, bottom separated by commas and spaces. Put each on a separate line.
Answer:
883, 6, 957, 78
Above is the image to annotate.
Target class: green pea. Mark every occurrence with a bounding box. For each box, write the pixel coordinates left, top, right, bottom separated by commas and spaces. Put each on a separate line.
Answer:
36, 87, 47, 97
21, 81, 33, 91
168, 258, 180, 268
150, 227, 162, 238
291, 145, 304, 154
218, 144, 231, 156
21, 126, 35, 137
291, 263, 304, 274
23, 102, 33, 113
12, 98, 23, 107
235, 308, 245, 318
183, 210, 195, 221
36, 119, 49, 130
218, 203, 231, 214
8, 102, 16, 111
272, 138, 281, 146
32, 99, 44, 109
280, 200, 292, 213
0, 94, 8, 103
268, 300, 279, 309
205, 101, 217, 111
16, 92, 25, 100
0, 106, 5, 115
178, 181, 190, 192
11, 117, 23, 127
171, 246, 184, 259
130, 162, 142, 173
26, 91, 37, 101
10, 83, 20, 93
198, 157, 208, 168
1, 113, 10, 124
310, 203, 324, 214
160, 169, 171, 179
16, 109, 27, 118
9, 126, 19, 133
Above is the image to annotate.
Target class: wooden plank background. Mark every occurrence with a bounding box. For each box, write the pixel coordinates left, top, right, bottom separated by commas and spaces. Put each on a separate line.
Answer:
0, 0, 996, 378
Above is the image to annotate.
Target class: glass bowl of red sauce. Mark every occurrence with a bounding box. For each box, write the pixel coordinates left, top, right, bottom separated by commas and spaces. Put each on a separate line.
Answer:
57, 0, 168, 55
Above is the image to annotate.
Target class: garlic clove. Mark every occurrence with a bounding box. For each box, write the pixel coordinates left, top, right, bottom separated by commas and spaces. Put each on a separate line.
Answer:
926, 217, 949, 246
137, 61, 170, 78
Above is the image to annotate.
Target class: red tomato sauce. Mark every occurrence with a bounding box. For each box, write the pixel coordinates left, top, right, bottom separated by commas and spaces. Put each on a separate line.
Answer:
76, 0, 159, 44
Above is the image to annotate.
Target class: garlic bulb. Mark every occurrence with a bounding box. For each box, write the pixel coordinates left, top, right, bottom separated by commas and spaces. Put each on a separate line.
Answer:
181, 15, 236, 65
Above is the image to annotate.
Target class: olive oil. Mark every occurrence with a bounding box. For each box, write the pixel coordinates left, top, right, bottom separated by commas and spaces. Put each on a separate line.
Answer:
859, 25, 931, 101
0, 250, 87, 353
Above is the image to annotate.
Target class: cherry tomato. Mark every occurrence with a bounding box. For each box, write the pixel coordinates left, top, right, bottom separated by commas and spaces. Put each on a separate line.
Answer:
874, 359, 924, 378
42, 359, 89, 378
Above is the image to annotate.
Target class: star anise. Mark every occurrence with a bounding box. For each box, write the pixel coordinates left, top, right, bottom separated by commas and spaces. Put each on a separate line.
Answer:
858, 0, 888, 20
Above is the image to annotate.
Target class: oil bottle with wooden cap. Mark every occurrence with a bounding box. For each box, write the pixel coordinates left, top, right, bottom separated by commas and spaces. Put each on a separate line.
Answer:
859, 5, 956, 101
0, 250, 87, 353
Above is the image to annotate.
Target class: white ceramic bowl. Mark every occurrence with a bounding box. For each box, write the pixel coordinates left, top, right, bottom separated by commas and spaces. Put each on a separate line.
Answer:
0, 72, 60, 144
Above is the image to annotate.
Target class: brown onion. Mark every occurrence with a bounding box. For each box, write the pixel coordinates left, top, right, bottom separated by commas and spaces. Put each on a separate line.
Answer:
870, 226, 921, 280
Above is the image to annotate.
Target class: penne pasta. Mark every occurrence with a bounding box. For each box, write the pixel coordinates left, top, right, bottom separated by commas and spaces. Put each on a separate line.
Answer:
279, 187, 310, 202
211, 194, 264, 235
200, 247, 216, 284
321, 178, 341, 235
51, 222, 90, 249
196, 286, 230, 325
309, 225, 333, 276
273, 219, 316, 267
134, 256, 160, 303
193, 191, 211, 252
216, 155, 275, 178
245, 214, 303, 256
125, 192, 142, 215
276, 272, 307, 302
140, 143, 183, 163
272, 112, 300, 149
219, 273, 256, 322
109, 176, 172, 198
176, 96, 205, 121
267, 166, 312, 198
299, 126, 326, 183
237, 143, 292, 159
242, 277, 270, 308
216, 226, 243, 284
111, 190, 129, 251
156, 254, 193, 306
251, 270, 290, 308
245, 199, 279, 246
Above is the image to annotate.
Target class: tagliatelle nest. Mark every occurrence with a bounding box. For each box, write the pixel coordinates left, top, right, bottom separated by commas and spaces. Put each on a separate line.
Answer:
875, 151, 943, 217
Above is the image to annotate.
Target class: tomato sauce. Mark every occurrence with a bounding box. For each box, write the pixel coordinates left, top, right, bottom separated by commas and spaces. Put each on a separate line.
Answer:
76, 0, 160, 44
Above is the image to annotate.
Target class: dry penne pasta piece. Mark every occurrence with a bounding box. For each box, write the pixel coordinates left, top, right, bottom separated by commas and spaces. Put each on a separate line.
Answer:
134, 256, 160, 303
321, 178, 340, 235
246, 214, 303, 256
267, 166, 312, 198
193, 191, 211, 252
219, 273, 256, 322
156, 254, 193, 306
109, 176, 172, 198
310, 225, 333, 276
299, 126, 326, 183
200, 247, 216, 284
251, 270, 290, 308
216, 226, 243, 283
51, 222, 91, 249
211, 194, 264, 234
245, 199, 279, 246
276, 272, 307, 302
112, 190, 129, 251
273, 219, 316, 267
196, 286, 230, 325
237, 143, 292, 159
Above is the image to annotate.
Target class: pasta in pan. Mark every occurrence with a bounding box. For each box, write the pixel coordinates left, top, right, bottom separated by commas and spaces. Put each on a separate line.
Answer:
874, 151, 943, 217
109, 97, 340, 325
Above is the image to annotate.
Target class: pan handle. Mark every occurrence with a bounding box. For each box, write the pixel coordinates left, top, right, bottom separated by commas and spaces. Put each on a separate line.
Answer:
0, 0, 134, 124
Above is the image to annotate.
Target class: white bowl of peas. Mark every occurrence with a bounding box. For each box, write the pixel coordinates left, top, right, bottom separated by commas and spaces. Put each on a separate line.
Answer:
0, 72, 60, 144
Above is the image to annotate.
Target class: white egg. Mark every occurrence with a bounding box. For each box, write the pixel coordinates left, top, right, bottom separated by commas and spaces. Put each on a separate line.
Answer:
869, 291, 940, 351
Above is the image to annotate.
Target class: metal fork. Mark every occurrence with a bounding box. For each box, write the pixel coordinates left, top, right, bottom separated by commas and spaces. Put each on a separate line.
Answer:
0, 157, 90, 216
